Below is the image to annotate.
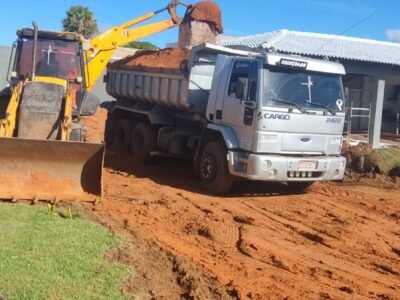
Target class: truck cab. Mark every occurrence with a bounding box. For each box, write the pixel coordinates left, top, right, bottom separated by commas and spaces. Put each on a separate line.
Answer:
202, 47, 346, 190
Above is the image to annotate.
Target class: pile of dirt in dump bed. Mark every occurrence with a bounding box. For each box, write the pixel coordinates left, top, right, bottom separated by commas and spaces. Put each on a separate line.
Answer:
108, 48, 190, 71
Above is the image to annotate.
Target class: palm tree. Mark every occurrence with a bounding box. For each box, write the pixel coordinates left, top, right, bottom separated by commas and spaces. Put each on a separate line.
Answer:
124, 41, 158, 50
62, 6, 98, 39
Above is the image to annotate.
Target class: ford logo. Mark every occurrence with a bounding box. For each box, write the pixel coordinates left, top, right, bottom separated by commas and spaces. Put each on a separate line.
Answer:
300, 137, 311, 143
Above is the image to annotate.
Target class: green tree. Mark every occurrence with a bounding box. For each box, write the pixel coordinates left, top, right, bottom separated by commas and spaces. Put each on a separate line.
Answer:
62, 6, 98, 39
124, 41, 158, 50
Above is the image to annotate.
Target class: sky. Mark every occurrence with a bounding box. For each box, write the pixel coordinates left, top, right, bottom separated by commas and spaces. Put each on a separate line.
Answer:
0, 0, 399, 47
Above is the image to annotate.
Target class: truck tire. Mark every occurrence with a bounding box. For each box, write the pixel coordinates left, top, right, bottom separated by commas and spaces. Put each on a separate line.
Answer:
287, 181, 314, 192
114, 119, 132, 154
199, 141, 233, 194
130, 123, 157, 163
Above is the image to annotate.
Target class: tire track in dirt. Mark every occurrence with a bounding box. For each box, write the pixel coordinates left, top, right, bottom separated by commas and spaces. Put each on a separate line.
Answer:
229, 195, 399, 296
81, 155, 400, 299
86, 201, 233, 300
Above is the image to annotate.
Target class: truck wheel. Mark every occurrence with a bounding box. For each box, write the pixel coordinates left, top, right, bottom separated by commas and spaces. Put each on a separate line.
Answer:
200, 141, 233, 194
114, 119, 132, 154
130, 123, 157, 163
287, 181, 314, 192
104, 112, 115, 146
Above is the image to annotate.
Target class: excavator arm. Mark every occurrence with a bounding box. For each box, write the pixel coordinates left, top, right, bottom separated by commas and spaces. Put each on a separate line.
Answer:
85, 0, 186, 91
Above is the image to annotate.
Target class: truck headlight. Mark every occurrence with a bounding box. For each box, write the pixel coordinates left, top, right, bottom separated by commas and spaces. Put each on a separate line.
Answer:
330, 137, 342, 145
261, 134, 278, 143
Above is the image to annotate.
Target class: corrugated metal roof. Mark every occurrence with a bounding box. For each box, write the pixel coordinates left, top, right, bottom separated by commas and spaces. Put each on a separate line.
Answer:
217, 30, 400, 66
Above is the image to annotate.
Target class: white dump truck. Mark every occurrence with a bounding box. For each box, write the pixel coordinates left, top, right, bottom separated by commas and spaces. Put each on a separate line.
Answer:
105, 44, 346, 194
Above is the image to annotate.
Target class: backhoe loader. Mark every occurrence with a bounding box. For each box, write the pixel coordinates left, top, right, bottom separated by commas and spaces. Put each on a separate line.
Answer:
0, 0, 185, 202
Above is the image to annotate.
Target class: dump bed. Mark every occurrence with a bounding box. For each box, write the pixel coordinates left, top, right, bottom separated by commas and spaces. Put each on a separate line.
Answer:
106, 68, 192, 112
105, 44, 256, 114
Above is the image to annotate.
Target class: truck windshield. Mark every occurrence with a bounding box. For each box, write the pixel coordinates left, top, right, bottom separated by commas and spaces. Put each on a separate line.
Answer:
16, 38, 81, 81
263, 67, 344, 113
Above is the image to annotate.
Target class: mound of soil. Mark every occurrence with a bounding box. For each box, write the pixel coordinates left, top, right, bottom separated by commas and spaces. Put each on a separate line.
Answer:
366, 147, 400, 175
108, 48, 190, 71
341, 141, 373, 171
342, 141, 400, 178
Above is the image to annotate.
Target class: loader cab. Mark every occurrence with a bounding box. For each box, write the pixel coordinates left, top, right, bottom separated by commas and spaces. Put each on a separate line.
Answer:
10, 28, 87, 115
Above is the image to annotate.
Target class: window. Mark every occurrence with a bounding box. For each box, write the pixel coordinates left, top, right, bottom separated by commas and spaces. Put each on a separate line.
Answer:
16, 38, 81, 81
248, 61, 258, 102
263, 67, 344, 112
226, 60, 259, 126
228, 61, 251, 100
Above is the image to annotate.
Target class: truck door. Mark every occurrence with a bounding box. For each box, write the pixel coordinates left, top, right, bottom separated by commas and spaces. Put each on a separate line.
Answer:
221, 60, 258, 151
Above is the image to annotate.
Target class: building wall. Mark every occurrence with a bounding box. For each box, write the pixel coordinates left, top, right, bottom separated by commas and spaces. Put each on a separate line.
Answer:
343, 75, 371, 133
344, 74, 400, 135
382, 83, 400, 134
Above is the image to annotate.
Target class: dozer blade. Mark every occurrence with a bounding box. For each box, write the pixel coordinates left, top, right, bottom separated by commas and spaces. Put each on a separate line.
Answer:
0, 137, 104, 202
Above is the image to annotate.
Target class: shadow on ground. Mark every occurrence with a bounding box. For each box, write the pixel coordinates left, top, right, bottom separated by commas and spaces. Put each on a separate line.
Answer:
105, 153, 302, 198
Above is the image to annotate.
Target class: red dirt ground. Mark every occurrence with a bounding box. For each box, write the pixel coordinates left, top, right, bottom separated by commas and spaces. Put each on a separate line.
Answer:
81, 154, 400, 300
82, 107, 108, 143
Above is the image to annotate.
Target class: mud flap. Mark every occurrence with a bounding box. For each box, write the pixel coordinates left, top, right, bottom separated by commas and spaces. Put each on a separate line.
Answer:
0, 137, 104, 201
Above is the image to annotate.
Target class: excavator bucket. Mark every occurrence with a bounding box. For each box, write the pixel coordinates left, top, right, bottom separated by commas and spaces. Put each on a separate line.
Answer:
0, 137, 104, 202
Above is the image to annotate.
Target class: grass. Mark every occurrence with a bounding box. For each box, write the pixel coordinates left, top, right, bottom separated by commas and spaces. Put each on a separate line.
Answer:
0, 202, 129, 300
365, 147, 400, 175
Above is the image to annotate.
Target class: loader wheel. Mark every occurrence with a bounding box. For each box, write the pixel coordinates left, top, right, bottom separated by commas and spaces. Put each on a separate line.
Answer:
287, 181, 314, 192
114, 119, 132, 154
130, 123, 157, 163
200, 141, 233, 194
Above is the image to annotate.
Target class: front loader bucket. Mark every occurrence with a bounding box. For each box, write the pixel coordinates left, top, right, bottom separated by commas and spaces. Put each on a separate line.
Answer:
0, 137, 104, 202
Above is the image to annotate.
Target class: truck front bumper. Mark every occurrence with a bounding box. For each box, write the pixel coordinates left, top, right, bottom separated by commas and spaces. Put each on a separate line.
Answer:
227, 151, 346, 182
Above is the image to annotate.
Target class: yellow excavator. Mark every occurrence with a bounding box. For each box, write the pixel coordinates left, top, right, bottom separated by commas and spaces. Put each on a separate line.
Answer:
0, 0, 185, 202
